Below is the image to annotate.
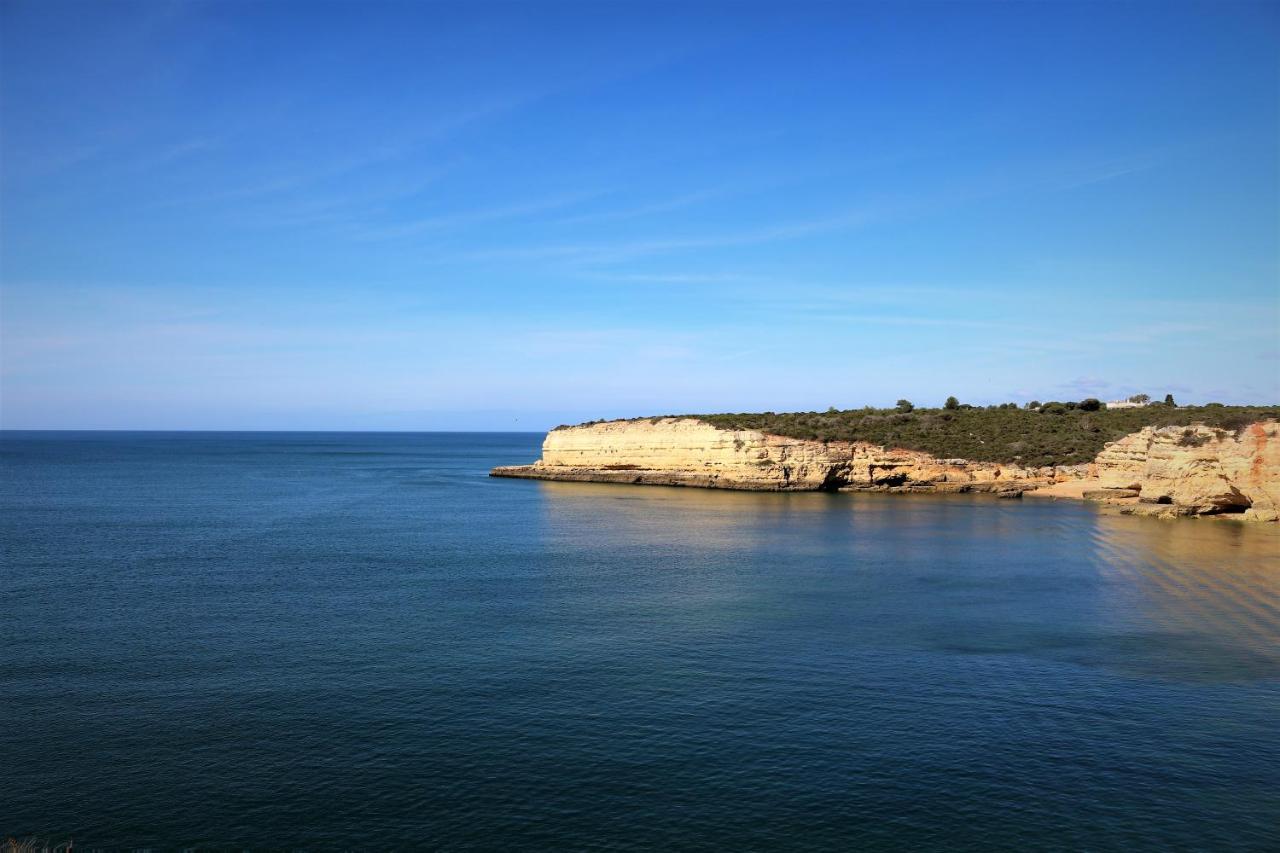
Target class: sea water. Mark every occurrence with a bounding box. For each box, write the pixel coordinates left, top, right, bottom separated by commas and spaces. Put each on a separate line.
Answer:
2, 432, 1277, 849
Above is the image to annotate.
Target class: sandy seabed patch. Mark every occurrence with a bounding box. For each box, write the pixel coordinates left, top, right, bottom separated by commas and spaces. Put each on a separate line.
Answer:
1026, 480, 1098, 501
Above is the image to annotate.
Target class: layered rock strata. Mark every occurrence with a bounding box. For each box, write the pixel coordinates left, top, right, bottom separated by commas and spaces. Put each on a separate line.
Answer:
1086, 421, 1278, 522
492, 418, 1078, 495
491, 417, 1279, 522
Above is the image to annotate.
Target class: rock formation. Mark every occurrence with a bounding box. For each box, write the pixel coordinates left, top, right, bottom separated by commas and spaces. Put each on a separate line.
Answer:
1088, 421, 1278, 522
493, 418, 1079, 495
491, 417, 1279, 522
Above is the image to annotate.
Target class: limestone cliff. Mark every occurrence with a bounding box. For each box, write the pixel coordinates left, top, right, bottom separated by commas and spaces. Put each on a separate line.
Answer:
493, 418, 1079, 495
1089, 421, 1279, 522
491, 417, 1279, 522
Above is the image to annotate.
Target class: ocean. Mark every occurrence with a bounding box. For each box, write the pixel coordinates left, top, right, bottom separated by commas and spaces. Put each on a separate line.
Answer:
2, 431, 1277, 850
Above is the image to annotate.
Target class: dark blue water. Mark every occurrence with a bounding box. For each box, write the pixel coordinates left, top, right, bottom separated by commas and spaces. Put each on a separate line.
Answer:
2, 432, 1278, 850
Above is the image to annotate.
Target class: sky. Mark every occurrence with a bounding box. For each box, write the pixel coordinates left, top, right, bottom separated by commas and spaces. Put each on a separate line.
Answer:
2, 0, 1277, 430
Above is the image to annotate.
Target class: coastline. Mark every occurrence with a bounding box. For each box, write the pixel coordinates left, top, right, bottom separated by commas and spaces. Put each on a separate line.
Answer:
492, 417, 1280, 523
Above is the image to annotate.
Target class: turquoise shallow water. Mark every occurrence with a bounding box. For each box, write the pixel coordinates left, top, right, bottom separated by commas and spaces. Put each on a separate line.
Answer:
2, 431, 1278, 850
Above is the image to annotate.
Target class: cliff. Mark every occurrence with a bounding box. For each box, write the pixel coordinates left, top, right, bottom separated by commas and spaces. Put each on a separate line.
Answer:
492, 418, 1280, 522
1088, 421, 1279, 522
493, 418, 1079, 495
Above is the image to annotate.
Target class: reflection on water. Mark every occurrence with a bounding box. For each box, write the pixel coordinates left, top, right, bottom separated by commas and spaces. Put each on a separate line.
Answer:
1090, 513, 1280, 676
4, 434, 1277, 849
537, 481, 1280, 683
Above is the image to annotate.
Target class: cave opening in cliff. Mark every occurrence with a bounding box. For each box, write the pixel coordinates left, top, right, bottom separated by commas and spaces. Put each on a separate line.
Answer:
819, 468, 851, 492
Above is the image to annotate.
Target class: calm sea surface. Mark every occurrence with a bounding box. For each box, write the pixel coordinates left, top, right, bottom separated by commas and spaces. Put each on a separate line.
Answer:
2, 432, 1278, 850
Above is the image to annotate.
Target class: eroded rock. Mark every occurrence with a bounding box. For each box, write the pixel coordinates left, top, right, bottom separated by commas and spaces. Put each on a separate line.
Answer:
491, 418, 1279, 522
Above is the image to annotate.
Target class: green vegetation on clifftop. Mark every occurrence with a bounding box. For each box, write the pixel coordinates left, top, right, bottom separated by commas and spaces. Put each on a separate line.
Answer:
693, 405, 1277, 467
566, 404, 1278, 468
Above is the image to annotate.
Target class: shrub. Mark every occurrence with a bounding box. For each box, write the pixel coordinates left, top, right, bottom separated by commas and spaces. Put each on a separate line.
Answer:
1218, 412, 1257, 434
944, 396, 960, 410
681, 403, 1276, 466
896, 399, 914, 413
1176, 429, 1210, 447
1078, 398, 1102, 411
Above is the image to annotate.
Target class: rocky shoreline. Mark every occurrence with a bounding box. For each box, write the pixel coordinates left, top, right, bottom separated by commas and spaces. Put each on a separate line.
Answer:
491, 418, 1279, 523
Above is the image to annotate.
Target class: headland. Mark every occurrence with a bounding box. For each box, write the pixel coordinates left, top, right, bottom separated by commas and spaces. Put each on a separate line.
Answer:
492, 404, 1280, 522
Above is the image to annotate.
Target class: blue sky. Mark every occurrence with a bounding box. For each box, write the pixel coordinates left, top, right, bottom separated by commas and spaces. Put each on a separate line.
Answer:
2, 0, 1277, 430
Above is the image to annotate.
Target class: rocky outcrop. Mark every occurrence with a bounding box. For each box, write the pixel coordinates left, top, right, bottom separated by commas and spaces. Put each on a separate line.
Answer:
492, 418, 1080, 495
492, 417, 1279, 522
1090, 422, 1279, 522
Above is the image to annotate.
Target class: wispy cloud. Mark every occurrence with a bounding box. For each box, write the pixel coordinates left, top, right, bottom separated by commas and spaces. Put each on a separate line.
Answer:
351, 189, 609, 241
1046, 156, 1162, 192
132, 136, 223, 171
1058, 377, 1114, 396
149, 98, 528, 210
583, 271, 760, 285
429, 146, 1179, 270
548, 188, 726, 226
452, 204, 899, 266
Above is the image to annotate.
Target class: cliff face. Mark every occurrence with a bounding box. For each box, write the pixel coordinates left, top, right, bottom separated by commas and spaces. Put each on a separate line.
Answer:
536, 418, 845, 490
491, 417, 1280, 522
495, 417, 1078, 494
1092, 421, 1279, 522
